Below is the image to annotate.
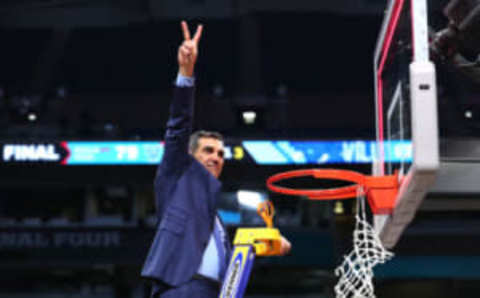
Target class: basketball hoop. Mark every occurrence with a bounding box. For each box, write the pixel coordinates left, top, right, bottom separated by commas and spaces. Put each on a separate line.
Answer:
266, 169, 399, 214
266, 169, 398, 298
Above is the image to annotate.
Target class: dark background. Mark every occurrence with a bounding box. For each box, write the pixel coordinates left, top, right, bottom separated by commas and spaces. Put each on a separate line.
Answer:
1, 0, 480, 297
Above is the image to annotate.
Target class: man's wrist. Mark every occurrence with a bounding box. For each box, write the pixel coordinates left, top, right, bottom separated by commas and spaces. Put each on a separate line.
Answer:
179, 66, 194, 77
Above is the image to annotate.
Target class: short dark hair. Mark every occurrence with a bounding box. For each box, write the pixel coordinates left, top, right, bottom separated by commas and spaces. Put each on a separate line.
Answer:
189, 130, 224, 154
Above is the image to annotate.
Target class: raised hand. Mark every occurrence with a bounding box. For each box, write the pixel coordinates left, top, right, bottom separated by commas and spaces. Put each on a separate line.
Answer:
178, 21, 203, 77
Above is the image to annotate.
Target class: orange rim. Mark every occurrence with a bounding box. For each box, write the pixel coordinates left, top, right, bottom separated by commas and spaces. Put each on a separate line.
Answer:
266, 169, 366, 200
266, 169, 399, 214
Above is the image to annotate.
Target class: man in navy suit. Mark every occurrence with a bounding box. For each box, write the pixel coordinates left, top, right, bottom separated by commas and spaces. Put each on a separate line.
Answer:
141, 21, 291, 298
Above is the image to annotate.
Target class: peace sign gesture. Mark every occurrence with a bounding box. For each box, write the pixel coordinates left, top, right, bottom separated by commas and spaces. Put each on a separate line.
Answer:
178, 21, 203, 77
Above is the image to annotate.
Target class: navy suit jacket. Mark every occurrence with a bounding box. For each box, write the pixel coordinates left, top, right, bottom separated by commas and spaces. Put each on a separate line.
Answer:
141, 86, 230, 289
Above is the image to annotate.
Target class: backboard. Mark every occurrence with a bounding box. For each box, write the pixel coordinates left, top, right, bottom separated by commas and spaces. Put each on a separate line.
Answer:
373, 0, 439, 248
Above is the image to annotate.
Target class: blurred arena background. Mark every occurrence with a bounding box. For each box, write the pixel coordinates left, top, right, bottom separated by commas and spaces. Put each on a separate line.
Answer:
1, 0, 480, 297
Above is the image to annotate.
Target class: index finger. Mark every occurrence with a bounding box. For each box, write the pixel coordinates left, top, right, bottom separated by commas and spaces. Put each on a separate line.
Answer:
181, 21, 191, 41
193, 24, 203, 44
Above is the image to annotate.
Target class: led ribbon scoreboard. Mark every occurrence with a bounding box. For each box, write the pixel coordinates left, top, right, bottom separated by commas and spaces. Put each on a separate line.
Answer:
0, 140, 412, 165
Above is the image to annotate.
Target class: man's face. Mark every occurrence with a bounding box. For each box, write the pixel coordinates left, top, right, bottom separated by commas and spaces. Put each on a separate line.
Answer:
192, 137, 225, 178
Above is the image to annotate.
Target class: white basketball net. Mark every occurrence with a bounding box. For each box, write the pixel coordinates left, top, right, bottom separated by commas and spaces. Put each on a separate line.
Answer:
334, 187, 394, 298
